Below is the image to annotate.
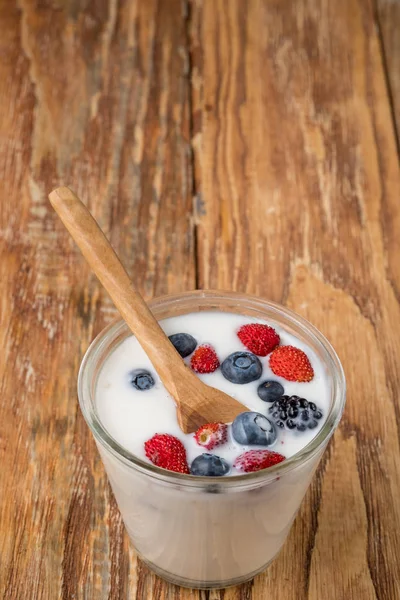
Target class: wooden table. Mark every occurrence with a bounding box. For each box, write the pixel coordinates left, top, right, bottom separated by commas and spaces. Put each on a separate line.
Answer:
1, 1, 400, 598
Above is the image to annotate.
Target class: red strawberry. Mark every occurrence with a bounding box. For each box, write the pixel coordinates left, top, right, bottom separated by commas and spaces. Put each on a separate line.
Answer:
269, 345, 314, 382
237, 323, 280, 356
194, 422, 228, 450
234, 449, 286, 473
190, 344, 220, 374
144, 434, 189, 474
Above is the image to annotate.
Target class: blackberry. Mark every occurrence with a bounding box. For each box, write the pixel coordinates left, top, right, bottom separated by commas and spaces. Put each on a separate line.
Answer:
267, 395, 323, 432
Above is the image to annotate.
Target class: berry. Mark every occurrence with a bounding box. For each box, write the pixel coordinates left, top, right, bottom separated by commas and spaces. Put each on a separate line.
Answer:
269, 346, 314, 382
190, 453, 230, 476
169, 333, 197, 358
194, 422, 228, 450
232, 412, 277, 446
144, 434, 189, 474
234, 450, 285, 473
237, 323, 280, 356
267, 395, 323, 432
257, 380, 284, 403
221, 352, 262, 384
190, 345, 220, 374
130, 369, 155, 391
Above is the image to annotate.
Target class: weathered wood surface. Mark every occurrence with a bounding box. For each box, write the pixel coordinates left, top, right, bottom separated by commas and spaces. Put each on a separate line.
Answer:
377, 0, 400, 146
1, 0, 400, 599
0, 1, 194, 598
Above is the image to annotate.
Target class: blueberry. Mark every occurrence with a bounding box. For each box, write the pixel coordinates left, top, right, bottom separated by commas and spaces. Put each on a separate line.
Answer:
314, 410, 323, 420
190, 453, 230, 476
308, 420, 318, 429
168, 333, 197, 358
309, 402, 317, 412
232, 412, 277, 446
299, 398, 309, 408
257, 380, 284, 402
129, 369, 155, 390
221, 352, 262, 384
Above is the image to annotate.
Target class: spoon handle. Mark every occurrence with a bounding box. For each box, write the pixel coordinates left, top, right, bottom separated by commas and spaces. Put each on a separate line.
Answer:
49, 187, 187, 396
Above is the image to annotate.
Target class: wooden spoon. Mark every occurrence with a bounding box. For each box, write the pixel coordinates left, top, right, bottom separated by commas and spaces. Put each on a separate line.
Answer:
49, 186, 245, 433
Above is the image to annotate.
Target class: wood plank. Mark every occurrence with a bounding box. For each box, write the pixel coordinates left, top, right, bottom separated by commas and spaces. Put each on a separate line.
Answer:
0, 0, 196, 598
191, 0, 400, 599
376, 0, 400, 146
2, 0, 400, 598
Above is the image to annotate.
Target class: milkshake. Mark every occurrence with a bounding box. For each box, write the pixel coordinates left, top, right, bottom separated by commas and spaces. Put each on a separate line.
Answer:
78, 291, 345, 588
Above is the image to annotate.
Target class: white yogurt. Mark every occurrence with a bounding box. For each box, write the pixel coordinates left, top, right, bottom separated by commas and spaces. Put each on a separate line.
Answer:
96, 311, 330, 474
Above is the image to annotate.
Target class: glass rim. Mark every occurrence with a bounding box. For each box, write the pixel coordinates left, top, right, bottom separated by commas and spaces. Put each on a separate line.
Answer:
77, 289, 346, 489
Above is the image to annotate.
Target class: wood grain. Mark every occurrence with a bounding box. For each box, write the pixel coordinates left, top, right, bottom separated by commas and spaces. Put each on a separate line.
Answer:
49, 186, 245, 433
191, 1, 400, 599
376, 0, 400, 147
1, 0, 400, 599
0, 0, 195, 598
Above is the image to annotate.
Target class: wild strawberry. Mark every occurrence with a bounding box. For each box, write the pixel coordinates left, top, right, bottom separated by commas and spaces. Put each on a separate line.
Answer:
194, 422, 228, 450
269, 345, 314, 382
190, 344, 220, 374
144, 434, 189, 474
237, 323, 280, 356
234, 449, 285, 473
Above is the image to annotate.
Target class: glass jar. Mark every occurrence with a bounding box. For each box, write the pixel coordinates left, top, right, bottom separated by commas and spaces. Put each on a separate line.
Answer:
78, 290, 346, 589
